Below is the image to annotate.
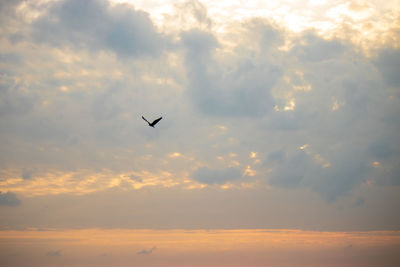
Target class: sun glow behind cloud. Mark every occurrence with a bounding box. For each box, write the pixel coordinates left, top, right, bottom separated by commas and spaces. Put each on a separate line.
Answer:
113, 0, 399, 52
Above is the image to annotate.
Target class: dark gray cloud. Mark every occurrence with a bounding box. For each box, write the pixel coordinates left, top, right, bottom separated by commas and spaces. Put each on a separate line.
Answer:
263, 31, 400, 201
314, 153, 369, 202
265, 136, 381, 202
386, 165, 400, 186
0, 53, 21, 64
374, 48, 400, 88
291, 31, 347, 62
0, 0, 23, 25
268, 151, 285, 163
32, 0, 166, 58
137, 247, 156, 255
267, 150, 314, 188
0, 191, 21, 206
181, 25, 281, 117
46, 250, 61, 257
22, 168, 34, 180
180, 30, 219, 58
371, 160, 400, 186
192, 167, 242, 185
267, 110, 311, 131
0, 76, 35, 117
354, 197, 365, 207
129, 175, 142, 183
368, 137, 398, 160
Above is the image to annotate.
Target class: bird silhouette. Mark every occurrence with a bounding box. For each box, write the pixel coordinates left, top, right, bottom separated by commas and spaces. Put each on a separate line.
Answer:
142, 116, 162, 128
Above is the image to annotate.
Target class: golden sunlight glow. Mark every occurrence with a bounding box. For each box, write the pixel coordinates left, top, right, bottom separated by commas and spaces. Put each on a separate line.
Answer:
220, 183, 234, 189
228, 137, 237, 144
16, 0, 57, 23
59, 85, 69, 92
231, 160, 241, 167
0, 169, 190, 196
112, 0, 399, 54
284, 98, 296, 111
372, 161, 381, 167
332, 99, 340, 110
217, 125, 228, 131
314, 154, 331, 168
293, 84, 312, 91
168, 152, 182, 158
249, 151, 261, 165
244, 165, 256, 177
299, 144, 309, 150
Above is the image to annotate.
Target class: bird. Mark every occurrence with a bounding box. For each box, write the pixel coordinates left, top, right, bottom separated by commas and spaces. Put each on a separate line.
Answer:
142, 116, 162, 128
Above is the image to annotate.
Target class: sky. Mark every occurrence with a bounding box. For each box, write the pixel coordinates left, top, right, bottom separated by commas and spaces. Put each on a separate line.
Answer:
0, 0, 399, 266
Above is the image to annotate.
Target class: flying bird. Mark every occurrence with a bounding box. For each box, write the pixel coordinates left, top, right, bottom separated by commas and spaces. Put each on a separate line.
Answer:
142, 116, 162, 128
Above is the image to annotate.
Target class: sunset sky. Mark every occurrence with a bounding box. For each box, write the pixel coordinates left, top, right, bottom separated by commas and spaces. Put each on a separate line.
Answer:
1, 0, 399, 266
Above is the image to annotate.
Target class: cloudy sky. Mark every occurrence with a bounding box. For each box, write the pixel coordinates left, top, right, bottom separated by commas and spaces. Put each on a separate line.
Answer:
0, 0, 399, 266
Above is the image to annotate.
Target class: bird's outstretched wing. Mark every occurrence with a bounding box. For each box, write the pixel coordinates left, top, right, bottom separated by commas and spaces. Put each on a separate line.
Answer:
150, 117, 162, 126
142, 116, 150, 124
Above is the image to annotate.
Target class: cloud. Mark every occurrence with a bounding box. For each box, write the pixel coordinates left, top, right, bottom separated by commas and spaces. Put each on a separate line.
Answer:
2, 1, 398, 204
0, 191, 21, 206
129, 175, 142, 183
314, 153, 369, 202
291, 31, 347, 62
137, 247, 156, 255
22, 169, 34, 180
267, 144, 373, 201
0, 0, 399, 234
0, 0, 23, 25
31, 0, 167, 58
180, 29, 219, 57
46, 250, 61, 257
0, 75, 35, 117
368, 137, 398, 160
354, 197, 365, 207
181, 21, 282, 117
91, 88, 122, 121
259, 29, 400, 201
192, 167, 242, 185
174, 0, 212, 30
374, 48, 400, 87
267, 150, 313, 188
